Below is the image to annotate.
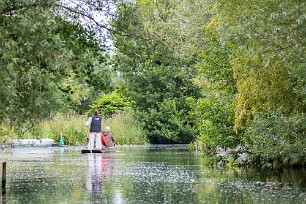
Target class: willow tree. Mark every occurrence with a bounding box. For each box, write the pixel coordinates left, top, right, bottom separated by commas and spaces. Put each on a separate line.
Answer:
215, 0, 306, 166
0, 0, 114, 139
1, 1, 68, 125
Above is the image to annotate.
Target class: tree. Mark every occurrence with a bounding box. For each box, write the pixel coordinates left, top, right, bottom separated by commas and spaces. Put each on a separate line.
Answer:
214, 0, 306, 165
0, 0, 69, 124
213, 0, 306, 131
54, 19, 114, 113
0, 0, 113, 138
111, 0, 201, 143
192, 27, 237, 150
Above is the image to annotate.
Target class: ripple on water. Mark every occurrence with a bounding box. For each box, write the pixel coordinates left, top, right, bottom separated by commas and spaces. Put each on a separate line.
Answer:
0, 146, 305, 204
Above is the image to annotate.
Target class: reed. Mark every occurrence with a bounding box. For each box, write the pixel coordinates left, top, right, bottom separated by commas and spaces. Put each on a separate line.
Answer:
32, 112, 88, 145
31, 110, 148, 145
103, 111, 148, 145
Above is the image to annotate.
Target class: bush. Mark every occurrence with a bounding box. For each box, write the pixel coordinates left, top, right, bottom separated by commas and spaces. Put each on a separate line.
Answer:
139, 98, 198, 144
245, 111, 306, 167
191, 95, 238, 150
0, 119, 16, 143
89, 92, 130, 116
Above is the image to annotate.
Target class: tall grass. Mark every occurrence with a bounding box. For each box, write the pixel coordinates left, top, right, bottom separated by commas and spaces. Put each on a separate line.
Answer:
30, 111, 148, 145
103, 111, 149, 145
0, 119, 16, 143
32, 112, 88, 145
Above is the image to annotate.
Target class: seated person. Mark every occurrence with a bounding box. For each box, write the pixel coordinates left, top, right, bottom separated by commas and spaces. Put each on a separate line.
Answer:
102, 126, 115, 147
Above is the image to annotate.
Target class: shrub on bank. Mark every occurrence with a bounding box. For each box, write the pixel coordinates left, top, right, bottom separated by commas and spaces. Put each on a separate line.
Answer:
244, 111, 306, 167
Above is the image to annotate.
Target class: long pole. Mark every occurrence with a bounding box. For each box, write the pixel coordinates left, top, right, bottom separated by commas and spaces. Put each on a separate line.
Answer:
2, 162, 6, 191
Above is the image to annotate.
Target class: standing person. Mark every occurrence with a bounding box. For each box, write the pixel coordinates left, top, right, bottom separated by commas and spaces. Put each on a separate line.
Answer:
85, 109, 102, 150
102, 126, 115, 147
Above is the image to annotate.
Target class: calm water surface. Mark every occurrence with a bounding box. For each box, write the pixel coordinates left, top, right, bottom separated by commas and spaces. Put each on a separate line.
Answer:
0, 145, 305, 204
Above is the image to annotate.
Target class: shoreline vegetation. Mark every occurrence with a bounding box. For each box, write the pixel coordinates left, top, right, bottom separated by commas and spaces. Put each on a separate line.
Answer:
26, 111, 149, 146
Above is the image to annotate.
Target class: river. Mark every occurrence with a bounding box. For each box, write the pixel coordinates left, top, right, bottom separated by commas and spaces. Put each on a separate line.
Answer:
0, 145, 305, 203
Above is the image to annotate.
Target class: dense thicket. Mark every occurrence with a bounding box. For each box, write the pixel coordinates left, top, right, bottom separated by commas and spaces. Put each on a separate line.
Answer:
111, 0, 202, 143
214, 0, 306, 166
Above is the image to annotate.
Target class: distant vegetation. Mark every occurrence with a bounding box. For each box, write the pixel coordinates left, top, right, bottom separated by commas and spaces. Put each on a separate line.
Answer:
28, 111, 148, 146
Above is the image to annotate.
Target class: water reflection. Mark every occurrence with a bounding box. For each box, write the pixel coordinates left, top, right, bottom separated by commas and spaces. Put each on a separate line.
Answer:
85, 153, 115, 198
60, 147, 65, 156
0, 146, 305, 203
2, 189, 6, 204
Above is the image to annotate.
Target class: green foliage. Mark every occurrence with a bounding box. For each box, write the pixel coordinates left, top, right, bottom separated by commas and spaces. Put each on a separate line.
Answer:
103, 111, 148, 145
245, 111, 306, 167
54, 19, 114, 113
29, 111, 148, 145
191, 27, 238, 150
31, 112, 89, 145
0, 0, 112, 128
0, 119, 16, 143
89, 92, 130, 116
0, 0, 68, 124
213, 0, 306, 132
140, 98, 198, 143
207, 0, 306, 167
192, 96, 236, 150
111, 0, 201, 143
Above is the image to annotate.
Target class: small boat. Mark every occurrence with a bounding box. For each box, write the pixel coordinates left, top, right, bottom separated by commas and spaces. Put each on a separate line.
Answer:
81, 147, 116, 154
51, 143, 66, 147
13, 139, 54, 147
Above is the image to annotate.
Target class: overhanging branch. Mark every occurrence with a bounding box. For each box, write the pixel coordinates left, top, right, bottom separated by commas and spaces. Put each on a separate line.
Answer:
59, 5, 128, 36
